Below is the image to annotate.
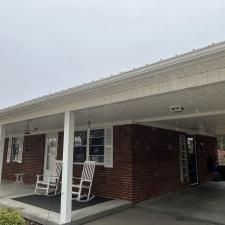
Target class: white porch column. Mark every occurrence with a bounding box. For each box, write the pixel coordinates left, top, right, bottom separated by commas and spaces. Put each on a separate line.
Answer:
0, 125, 5, 185
60, 111, 75, 224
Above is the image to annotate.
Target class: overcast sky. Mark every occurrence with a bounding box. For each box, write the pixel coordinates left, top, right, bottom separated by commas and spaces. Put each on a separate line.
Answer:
0, 0, 225, 109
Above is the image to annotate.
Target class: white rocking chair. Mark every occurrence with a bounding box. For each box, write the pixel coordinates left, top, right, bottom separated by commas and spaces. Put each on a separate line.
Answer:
35, 160, 62, 196
72, 161, 96, 202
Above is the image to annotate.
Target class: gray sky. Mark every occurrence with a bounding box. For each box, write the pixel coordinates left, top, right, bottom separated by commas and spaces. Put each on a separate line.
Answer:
1, 0, 225, 109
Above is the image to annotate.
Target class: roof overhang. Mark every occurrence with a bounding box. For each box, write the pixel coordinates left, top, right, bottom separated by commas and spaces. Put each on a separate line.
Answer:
1, 41, 225, 127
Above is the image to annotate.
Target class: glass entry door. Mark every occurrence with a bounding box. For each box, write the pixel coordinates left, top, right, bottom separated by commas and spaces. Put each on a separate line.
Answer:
44, 134, 58, 181
187, 135, 198, 185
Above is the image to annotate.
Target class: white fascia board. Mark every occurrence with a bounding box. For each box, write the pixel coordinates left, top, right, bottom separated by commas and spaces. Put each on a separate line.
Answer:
1, 67, 225, 125
1, 41, 225, 117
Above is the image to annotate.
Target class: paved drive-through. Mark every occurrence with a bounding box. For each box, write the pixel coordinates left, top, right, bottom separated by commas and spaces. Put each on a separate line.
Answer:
85, 182, 225, 225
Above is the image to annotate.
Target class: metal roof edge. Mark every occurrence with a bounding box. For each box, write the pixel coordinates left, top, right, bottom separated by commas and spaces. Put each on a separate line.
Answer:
1, 40, 225, 115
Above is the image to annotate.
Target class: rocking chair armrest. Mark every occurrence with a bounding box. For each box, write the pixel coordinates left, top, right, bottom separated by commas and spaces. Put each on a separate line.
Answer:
36, 175, 59, 181
36, 175, 43, 181
44, 176, 59, 178
36, 175, 43, 177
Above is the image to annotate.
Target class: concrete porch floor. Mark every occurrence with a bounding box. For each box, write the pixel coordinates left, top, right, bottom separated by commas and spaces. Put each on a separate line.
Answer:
85, 182, 225, 225
0, 180, 132, 225
0, 180, 34, 198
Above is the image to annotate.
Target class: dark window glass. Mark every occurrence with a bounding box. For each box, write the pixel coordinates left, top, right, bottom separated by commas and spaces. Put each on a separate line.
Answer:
89, 129, 104, 163
90, 146, 104, 156
74, 131, 87, 163
89, 137, 104, 146
90, 129, 104, 138
74, 129, 105, 164
74, 147, 87, 163
11, 137, 20, 162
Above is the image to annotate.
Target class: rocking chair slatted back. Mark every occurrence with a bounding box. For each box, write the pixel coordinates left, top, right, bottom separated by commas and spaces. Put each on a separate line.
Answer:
81, 161, 96, 182
51, 160, 62, 178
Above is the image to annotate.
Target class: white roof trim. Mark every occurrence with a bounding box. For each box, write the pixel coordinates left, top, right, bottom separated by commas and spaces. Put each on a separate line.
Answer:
1, 41, 225, 115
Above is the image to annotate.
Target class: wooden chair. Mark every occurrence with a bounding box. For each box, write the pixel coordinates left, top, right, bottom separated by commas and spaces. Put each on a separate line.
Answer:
35, 160, 62, 196
72, 161, 96, 202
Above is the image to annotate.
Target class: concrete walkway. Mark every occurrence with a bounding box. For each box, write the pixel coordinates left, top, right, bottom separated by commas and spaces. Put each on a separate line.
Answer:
85, 207, 214, 225
85, 182, 225, 225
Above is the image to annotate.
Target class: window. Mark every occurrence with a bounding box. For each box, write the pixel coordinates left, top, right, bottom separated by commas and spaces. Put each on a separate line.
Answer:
7, 136, 24, 163
74, 131, 87, 163
74, 128, 112, 165
89, 129, 104, 163
11, 137, 21, 162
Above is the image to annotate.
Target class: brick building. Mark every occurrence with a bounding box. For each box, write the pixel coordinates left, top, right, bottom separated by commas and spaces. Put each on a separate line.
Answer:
0, 41, 225, 223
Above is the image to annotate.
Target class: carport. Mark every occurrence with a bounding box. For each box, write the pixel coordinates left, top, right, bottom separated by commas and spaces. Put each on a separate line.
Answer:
85, 182, 225, 225
137, 182, 225, 225
1, 42, 225, 224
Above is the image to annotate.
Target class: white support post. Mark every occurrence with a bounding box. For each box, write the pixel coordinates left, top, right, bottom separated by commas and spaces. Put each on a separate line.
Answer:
60, 111, 75, 224
0, 125, 5, 185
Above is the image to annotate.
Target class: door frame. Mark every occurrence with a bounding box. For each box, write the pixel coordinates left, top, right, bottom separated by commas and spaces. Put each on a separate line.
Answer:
43, 133, 58, 178
187, 134, 199, 186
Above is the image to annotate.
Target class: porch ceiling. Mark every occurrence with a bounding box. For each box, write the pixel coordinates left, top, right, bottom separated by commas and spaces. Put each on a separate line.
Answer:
5, 80, 225, 136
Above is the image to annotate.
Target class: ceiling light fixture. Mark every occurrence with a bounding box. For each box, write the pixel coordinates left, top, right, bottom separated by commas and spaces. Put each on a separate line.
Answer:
169, 106, 184, 113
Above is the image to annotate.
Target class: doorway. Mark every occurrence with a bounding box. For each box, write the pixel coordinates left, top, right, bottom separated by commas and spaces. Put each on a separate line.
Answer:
187, 135, 198, 185
43, 134, 58, 181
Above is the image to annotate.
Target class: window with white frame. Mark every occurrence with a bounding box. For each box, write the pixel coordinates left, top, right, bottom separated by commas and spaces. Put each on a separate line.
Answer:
74, 128, 113, 166
7, 137, 24, 163
89, 129, 104, 163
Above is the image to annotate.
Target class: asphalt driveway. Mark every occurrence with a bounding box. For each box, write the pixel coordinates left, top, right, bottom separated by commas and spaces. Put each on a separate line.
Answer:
86, 182, 225, 225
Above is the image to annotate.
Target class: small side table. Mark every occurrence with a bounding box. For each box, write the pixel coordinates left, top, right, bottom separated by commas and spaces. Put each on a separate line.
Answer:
15, 173, 25, 185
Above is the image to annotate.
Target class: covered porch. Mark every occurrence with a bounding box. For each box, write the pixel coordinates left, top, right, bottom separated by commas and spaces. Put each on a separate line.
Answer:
0, 180, 131, 225
1, 42, 225, 224
0, 79, 225, 223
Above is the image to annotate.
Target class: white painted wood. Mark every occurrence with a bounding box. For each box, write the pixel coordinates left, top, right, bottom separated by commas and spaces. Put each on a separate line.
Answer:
86, 128, 90, 161
35, 160, 62, 195
134, 109, 225, 124
1, 41, 225, 120
0, 125, 5, 184
60, 111, 75, 224
1, 67, 225, 125
17, 137, 24, 163
6, 138, 12, 163
72, 161, 96, 202
104, 127, 113, 168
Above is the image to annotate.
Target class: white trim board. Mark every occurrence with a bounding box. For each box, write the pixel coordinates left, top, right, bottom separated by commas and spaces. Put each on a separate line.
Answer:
1, 66, 225, 125
1, 41, 225, 118
5, 119, 216, 141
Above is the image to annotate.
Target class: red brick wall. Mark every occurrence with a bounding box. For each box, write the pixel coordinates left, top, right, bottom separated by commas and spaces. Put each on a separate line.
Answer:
57, 125, 134, 200
132, 125, 186, 202
1, 125, 217, 202
2, 134, 45, 183
131, 125, 217, 202
57, 125, 217, 202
